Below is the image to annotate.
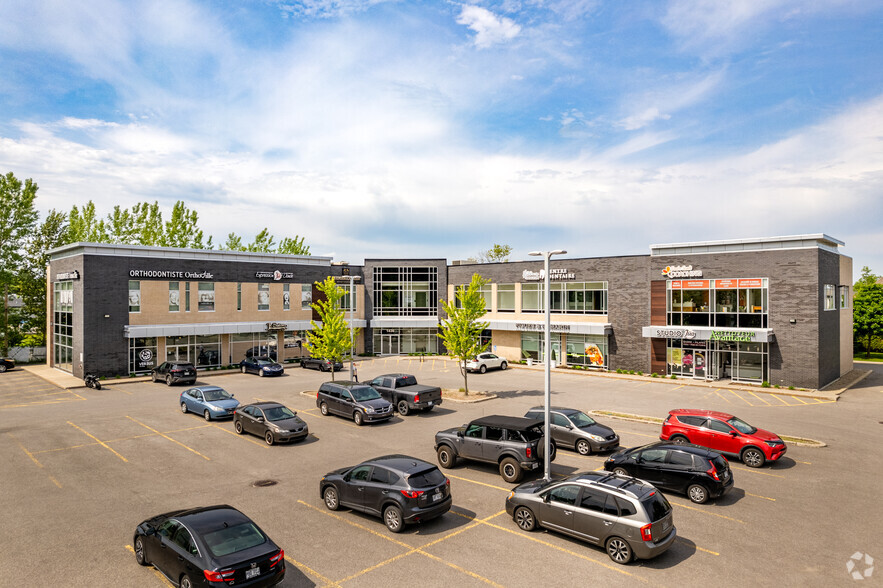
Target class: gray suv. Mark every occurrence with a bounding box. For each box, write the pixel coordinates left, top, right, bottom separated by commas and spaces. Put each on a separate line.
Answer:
525, 407, 619, 455
317, 381, 394, 426
505, 471, 676, 564
435, 416, 555, 483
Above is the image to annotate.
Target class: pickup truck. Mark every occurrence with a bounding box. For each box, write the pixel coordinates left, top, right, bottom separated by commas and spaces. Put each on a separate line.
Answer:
434, 415, 555, 483
367, 373, 443, 416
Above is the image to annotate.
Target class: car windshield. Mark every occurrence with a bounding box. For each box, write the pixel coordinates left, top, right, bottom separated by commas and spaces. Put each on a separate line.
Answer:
408, 467, 446, 488
351, 387, 381, 401
255, 358, 275, 366
202, 522, 267, 557
265, 406, 296, 421
203, 389, 232, 402
396, 376, 417, 386
640, 492, 672, 522
727, 416, 757, 434
569, 411, 597, 427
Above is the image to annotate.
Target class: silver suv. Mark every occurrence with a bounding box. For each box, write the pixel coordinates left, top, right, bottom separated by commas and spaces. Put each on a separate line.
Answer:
505, 471, 676, 564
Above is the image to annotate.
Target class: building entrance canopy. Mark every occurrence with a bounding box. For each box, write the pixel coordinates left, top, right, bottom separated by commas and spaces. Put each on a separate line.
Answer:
641, 325, 775, 343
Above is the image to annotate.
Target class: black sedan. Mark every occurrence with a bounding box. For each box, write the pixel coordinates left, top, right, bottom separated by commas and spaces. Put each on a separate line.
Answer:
239, 356, 284, 377
0, 357, 14, 373
320, 455, 452, 533
301, 357, 344, 372
234, 402, 309, 445
133, 505, 284, 587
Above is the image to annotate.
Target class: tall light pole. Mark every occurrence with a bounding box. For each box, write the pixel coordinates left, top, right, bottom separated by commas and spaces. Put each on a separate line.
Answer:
528, 249, 567, 482
348, 274, 355, 381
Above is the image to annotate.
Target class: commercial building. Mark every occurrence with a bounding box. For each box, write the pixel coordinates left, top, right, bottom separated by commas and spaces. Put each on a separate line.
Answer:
47, 234, 852, 390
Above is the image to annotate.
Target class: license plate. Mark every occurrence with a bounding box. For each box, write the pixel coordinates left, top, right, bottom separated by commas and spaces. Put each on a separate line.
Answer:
246, 567, 260, 579
662, 520, 670, 532
427, 401, 433, 406
184, 371, 192, 375
433, 492, 442, 502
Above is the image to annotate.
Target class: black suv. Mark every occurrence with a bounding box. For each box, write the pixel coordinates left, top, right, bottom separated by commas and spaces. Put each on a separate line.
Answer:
320, 455, 452, 533
317, 381, 394, 425
604, 441, 734, 504
151, 361, 196, 386
435, 416, 555, 483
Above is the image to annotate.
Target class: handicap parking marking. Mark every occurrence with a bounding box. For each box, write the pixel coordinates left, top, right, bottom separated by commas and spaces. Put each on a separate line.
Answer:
125, 416, 211, 461
125, 545, 175, 587
67, 421, 129, 462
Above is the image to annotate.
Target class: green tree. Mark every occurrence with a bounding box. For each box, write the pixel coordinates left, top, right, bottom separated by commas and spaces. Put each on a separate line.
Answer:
306, 277, 357, 379
222, 232, 245, 251
68, 201, 108, 243
0, 172, 40, 355
853, 266, 883, 357
470, 243, 512, 263
278, 235, 310, 255
438, 273, 490, 395
161, 201, 212, 249
248, 228, 276, 253
132, 201, 165, 245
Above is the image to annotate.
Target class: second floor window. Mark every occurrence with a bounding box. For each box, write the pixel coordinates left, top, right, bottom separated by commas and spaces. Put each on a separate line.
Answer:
169, 282, 180, 312
258, 283, 270, 310
128, 280, 141, 313
198, 283, 215, 311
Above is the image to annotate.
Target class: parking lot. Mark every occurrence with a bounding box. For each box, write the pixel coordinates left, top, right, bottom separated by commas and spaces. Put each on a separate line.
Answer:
2, 358, 881, 587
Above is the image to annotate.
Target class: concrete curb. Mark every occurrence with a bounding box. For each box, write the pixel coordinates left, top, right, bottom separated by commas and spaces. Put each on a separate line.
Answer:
587, 410, 827, 448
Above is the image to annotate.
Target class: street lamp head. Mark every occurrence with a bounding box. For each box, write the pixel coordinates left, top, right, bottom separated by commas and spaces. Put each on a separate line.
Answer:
551, 249, 567, 256
528, 250, 566, 257
528, 251, 542, 257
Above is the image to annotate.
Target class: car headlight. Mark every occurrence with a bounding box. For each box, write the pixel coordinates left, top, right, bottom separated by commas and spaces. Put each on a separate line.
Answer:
765, 440, 782, 447
364, 407, 375, 414
587, 434, 605, 442
204, 404, 218, 411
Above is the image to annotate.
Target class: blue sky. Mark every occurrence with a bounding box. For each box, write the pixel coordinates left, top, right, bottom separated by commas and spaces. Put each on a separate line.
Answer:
1, 0, 881, 275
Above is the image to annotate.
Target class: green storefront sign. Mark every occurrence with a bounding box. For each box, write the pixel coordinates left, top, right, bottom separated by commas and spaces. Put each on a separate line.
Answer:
710, 331, 754, 342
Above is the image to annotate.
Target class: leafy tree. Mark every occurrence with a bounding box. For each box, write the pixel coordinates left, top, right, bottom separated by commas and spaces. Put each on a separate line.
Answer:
248, 228, 276, 253
132, 202, 165, 245
853, 267, 883, 357
222, 232, 245, 251
17, 210, 69, 348
438, 273, 490, 395
470, 243, 512, 263
0, 172, 40, 355
306, 277, 357, 379
68, 201, 108, 243
278, 235, 310, 255
160, 201, 213, 249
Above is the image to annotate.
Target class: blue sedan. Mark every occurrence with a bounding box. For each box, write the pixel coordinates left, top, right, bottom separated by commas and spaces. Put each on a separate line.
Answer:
240, 356, 284, 377
180, 386, 240, 421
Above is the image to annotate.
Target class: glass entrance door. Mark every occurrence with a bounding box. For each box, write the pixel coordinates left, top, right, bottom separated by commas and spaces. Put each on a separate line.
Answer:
382, 335, 400, 355
710, 350, 732, 380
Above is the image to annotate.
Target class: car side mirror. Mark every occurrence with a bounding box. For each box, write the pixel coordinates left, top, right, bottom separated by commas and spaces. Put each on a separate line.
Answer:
542, 494, 551, 503
729, 431, 738, 436
144, 527, 156, 536
457, 431, 464, 438
257, 417, 264, 423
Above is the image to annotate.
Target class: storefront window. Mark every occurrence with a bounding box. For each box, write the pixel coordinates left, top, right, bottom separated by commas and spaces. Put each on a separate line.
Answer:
128, 280, 140, 313
164, 335, 221, 367
231, 332, 277, 364
283, 330, 308, 362
129, 337, 158, 373
169, 282, 180, 312
372, 328, 438, 354
497, 284, 515, 312
520, 332, 561, 362
53, 281, 74, 373
565, 334, 607, 368
302, 284, 312, 310
258, 283, 270, 311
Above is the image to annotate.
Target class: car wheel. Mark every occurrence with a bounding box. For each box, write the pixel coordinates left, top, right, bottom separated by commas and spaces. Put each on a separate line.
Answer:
514, 506, 536, 531
576, 439, 592, 456
259, 369, 265, 377
353, 411, 364, 426
180, 402, 188, 414
384, 505, 404, 533
500, 361, 507, 371
265, 431, 274, 445
612, 467, 629, 477
606, 536, 633, 564
397, 400, 410, 416
203, 410, 211, 422
320, 402, 329, 416
241, 365, 246, 373
166, 375, 172, 386
134, 536, 148, 566
499, 457, 522, 483
180, 575, 194, 588
687, 484, 709, 504
742, 447, 766, 468
437, 445, 457, 468
479, 365, 487, 374
323, 486, 339, 511
670, 434, 689, 445
234, 420, 243, 434
0, 364, 7, 373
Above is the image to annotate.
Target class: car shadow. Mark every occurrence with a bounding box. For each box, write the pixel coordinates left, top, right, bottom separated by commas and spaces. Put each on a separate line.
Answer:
488, 389, 546, 399
333, 505, 474, 537
699, 487, 746, 506
767, 456, 797, 470
277, 563, 316, 587
633, 535, 700, 569
413, 407, 456, 418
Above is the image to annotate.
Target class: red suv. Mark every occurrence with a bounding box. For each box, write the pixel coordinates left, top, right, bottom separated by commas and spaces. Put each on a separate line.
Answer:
660, 409, 786, 468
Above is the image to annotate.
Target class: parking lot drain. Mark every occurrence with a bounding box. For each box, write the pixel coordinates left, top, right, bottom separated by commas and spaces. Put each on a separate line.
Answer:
253, 479, 278, 487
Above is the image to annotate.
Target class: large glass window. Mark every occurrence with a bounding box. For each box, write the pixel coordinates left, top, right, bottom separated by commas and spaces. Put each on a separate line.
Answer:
258, 283, 270, 311
372, 328, 439, 354
565, 334, 608, 369
824, 284, 836, 311
340, 283, 356, 312
198, 283, 214, 312
129, 337, 158, 374
521, 282, 607, 314
231, 332, 278, 364
521, 284, 541, 312
169, 282, 180, 312
128, 280, 140, 313
520, 332, 562, 362
53, 281, 74, 373
668, 279, 768, 329
301, 284, 312, 310
185, 282, 190, 311
839, 286, 849, 309
283, 283, 290, 310
373, 267, 438, 316
497, 284, 515, 312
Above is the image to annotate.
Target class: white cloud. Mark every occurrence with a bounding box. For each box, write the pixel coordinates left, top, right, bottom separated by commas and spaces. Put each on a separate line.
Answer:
456, 5, 521, 49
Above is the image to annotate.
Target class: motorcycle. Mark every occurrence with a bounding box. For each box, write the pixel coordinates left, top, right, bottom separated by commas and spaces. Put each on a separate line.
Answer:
84, 374, 102, 390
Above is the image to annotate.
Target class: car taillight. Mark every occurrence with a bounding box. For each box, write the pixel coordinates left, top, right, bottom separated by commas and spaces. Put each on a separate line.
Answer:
401, 489, 424, 498
640, 523, 653, 542
707, 460, 720, 481
269, 549, 284, 568
414, 394, 420, 403
526, 447, 532, 458
204, 569, 235, 582
446, 478, 450, 487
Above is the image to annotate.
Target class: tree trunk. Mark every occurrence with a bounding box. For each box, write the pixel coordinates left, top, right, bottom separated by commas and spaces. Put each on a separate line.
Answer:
2, 282, 7, 357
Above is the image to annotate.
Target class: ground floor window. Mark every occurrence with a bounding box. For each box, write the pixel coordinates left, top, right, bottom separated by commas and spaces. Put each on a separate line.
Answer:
165, 335, 221, 368
53, 281, 74, 373
565, 334, 608, 369
373, 328, 438, 355
282, 330, 308, 362
520, 332, 563, 363
666, 340, 768, 383
231, 332, 277, 363
129, 337, 158, 374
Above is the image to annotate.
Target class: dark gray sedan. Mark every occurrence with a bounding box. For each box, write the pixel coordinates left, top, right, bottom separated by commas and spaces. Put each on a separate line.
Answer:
234, 402, 309, 445
240, 356, 284, 377
525, 407, 619, 455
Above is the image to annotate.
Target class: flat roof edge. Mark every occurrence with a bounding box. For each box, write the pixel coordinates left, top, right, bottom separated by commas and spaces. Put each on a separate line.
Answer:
48, 242, 333, 265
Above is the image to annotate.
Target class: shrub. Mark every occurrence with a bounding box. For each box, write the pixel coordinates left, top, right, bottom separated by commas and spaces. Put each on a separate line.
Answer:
761, 381, 771, 388
670, 374, 677, 379
788, 385, 795, 390
651, 372, 659, 378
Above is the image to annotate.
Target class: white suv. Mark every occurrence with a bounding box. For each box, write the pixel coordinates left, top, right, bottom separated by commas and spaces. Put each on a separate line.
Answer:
465, 352, 507, 373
